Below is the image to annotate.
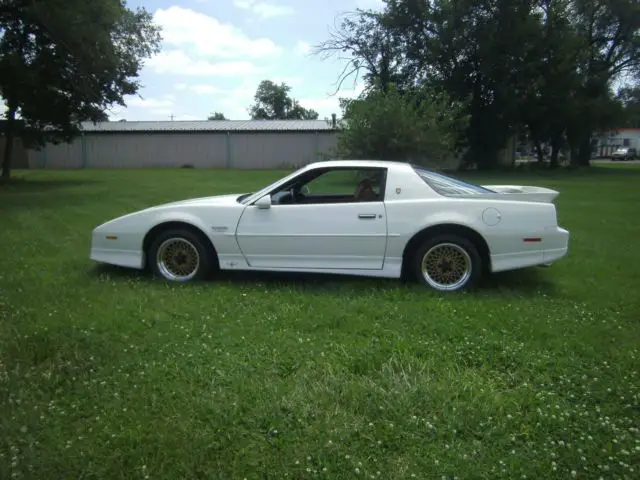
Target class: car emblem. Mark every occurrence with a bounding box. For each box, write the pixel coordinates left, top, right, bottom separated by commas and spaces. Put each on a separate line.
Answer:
396, 187, 401, 194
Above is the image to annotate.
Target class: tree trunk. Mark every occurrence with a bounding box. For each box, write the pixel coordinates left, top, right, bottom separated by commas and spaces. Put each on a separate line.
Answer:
569, 131, 592, 167
533, 139, 544, 163
549, 138, 560, 169
1, 106, 17, 179
577, 134, 592, 166
527, 125, 544, 164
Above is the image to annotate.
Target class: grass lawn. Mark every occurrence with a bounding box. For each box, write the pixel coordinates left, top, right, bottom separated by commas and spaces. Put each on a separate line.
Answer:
1, 164, 639, 479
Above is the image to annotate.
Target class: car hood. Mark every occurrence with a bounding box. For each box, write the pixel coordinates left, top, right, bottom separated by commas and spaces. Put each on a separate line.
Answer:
94, 193, 245, 231
146, 193, 242, 210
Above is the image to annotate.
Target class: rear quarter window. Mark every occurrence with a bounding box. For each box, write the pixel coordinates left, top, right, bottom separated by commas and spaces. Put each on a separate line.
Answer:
412, 166, 495, 196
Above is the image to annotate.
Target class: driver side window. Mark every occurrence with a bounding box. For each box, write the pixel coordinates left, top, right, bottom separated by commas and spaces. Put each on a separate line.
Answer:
271, 167, 386, 205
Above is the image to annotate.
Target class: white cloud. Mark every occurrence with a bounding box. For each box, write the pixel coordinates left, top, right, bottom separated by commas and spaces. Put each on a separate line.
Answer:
218, 83, 257, 119
146, 50, 260, 76
355, 0, 385, 9
105, 104, 125, 119
115, 94, 207, 120
297, 96, 341, 116
174, 114, 201, 121
108, 4, 374, 122
109, 94, 177, 120
297, 80, 366, 117
202, 76, 361, 120
173, 83, 223, 95
154, 6, 281, 59
191, 85, 223, 95
213, 78, 362, 121
127, 94, 175, 109
218, 77, 328, 119
234, 0, 294, 19
294, 41, 311, 56
270, 75, 304, 87
151, 109, 173, 117
110, 94, 212, 121
172, 80, 307, 121
344, 80, 366, 98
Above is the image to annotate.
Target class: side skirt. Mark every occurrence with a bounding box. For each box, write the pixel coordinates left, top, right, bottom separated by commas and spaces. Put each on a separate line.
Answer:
217, 254, 402, 279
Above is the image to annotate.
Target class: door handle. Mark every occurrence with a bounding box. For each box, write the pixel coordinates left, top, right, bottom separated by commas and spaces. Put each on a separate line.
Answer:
358, 213, 377, 219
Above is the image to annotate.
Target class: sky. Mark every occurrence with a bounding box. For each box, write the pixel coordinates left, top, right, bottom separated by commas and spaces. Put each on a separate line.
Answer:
103, 0, 385, 121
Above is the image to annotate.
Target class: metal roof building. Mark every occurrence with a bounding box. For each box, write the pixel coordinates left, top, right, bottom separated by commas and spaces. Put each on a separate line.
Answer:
29, 120, 340, 169
79, 119, 336, 133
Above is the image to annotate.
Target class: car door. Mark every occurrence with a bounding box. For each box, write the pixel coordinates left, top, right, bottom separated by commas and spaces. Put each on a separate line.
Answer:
235, 167, 388, 270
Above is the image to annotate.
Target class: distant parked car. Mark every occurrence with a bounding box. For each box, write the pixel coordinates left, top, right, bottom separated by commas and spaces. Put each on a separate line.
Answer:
611, 147, 637, 161
89, 160, 570, 292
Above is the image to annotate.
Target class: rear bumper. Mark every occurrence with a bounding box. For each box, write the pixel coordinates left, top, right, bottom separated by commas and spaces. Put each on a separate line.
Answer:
490, 226, 569, 272
542, 226, 569, 263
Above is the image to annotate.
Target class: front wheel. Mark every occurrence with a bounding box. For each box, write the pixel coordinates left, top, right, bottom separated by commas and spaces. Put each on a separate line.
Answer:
148, 229, 214, 282
413, 235, 482, 292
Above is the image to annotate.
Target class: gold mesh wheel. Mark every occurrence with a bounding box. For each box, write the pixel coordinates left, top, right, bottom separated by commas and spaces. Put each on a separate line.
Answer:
156, 237, 201, 282
421, 242, 472, 291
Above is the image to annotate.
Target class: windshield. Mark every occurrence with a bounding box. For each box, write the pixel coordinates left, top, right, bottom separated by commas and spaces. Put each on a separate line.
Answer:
236, 193, 253, 203
412, 166, 495, 196
238, 165, 309, 204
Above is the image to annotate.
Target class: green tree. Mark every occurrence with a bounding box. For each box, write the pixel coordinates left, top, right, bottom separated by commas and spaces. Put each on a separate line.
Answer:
318, 0, 542, 168
320, 0, 639, 169
0, 0, 161, 178
517, 0, 584, 167
207, 112, 227, 120
567, 0, 640, 165
385, 0, 547, 169
313, 9, 407, 94
337, 84, 469, 164
248, 80, 319, 120
617, 85, 640, 127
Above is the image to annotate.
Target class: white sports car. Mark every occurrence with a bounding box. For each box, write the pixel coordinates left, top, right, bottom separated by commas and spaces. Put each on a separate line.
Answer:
89, 160, 570, 292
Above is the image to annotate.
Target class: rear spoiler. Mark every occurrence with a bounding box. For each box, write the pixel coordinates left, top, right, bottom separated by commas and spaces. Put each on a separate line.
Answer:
481, 185, 560, 203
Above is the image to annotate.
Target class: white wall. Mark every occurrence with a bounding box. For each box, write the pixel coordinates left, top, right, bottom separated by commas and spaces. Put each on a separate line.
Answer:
595, 129, 640, 157
28, 131, 339, 169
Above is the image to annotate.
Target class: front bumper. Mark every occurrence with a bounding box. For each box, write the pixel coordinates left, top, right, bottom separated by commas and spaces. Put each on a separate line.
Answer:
89, 228, 145, 269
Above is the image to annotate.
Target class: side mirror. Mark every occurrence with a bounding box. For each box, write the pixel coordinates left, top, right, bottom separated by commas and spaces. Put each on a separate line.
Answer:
255, 195, 272, 209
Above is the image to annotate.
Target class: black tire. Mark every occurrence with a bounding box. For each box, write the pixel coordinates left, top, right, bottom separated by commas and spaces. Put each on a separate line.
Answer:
412, 234, 482, 292
148, 228, 214, 282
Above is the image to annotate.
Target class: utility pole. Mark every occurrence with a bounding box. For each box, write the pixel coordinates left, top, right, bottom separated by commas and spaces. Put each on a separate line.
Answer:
169, 114, 175, 121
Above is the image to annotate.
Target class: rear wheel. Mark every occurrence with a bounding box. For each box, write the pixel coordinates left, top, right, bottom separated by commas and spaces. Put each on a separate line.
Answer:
148, 228, 214, 282
413, 235, 482, 292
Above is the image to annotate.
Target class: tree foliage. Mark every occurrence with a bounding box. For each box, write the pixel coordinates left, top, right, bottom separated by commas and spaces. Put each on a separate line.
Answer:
317, 0, 640, 169
617, 85, 640, 127
337, 84, 469, 165
248, 80, 319, 120
314, 10, 409, 94
207, 112, 227, 120
0, 0, 161, 178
